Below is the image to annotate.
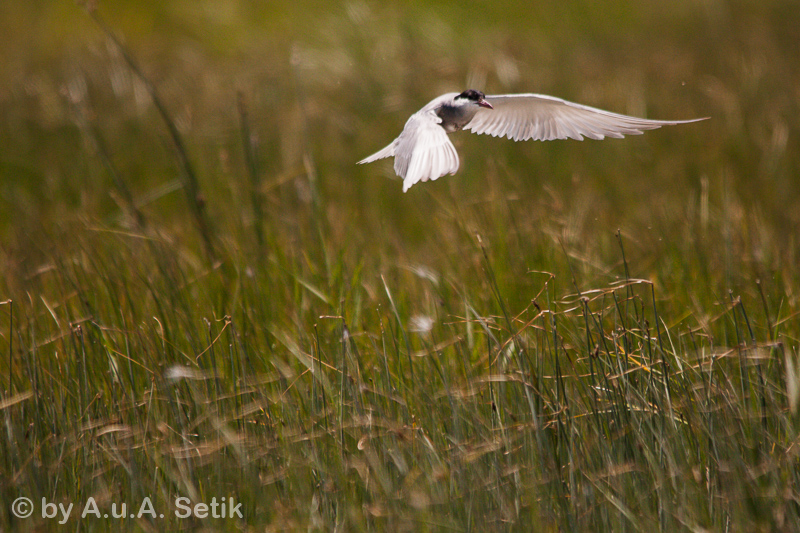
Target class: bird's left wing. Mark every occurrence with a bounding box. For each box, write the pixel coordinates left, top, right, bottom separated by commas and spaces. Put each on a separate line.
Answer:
394, 110, 460, 192
465, 93, 707, 142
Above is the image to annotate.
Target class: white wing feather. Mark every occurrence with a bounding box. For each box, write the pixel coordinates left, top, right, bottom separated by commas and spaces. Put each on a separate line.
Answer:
466, 93, 707, 141
358, 101, 460, 193
395, 111, 459, 192
358, 91, 707, 191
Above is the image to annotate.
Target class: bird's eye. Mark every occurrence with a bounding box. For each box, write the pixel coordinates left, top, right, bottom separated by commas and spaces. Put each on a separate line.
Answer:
458, 89, 485, 101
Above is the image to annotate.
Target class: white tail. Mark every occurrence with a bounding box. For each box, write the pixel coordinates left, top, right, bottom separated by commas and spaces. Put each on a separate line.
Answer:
357, 142, 395, 165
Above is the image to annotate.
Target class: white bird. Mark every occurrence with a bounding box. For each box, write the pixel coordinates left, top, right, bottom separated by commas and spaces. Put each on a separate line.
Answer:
357, 89, 707, 192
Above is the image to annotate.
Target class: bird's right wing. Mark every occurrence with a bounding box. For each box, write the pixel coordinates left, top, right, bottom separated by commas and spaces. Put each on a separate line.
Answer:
466, 93, 707, 141
393, 110, 460, 192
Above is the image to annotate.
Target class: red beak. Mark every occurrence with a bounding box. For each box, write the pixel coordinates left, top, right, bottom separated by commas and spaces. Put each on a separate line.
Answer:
478, 98, 493, 109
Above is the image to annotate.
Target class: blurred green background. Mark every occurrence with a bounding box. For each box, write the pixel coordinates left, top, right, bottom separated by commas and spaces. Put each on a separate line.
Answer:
2, 0, 800, 531
3, 0, 799, 314
3, 0, 797, 244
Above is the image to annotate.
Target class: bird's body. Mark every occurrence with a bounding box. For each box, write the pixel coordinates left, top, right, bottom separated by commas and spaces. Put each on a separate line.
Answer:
357, 90, 707, 192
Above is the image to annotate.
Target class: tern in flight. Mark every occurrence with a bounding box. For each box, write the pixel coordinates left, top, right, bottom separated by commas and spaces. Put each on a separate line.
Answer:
357, 89, 707, 191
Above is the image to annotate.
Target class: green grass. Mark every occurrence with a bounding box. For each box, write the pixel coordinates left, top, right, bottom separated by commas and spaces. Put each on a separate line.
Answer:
2, 0, 800, 531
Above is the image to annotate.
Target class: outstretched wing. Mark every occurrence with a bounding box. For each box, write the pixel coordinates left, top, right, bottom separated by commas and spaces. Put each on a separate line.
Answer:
358, 94, 461, 192
465, 93, 708, 141
393, 110, 460, 192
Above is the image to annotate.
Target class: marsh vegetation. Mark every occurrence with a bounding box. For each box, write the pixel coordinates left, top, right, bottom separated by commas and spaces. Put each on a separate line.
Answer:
1, 1, 799, 530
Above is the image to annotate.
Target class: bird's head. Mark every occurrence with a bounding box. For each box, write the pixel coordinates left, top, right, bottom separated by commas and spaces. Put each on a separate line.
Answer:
456, 89, 493, 109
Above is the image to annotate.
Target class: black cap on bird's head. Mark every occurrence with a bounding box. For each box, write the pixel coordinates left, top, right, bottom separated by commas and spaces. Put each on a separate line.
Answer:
457, 89, 493, 109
